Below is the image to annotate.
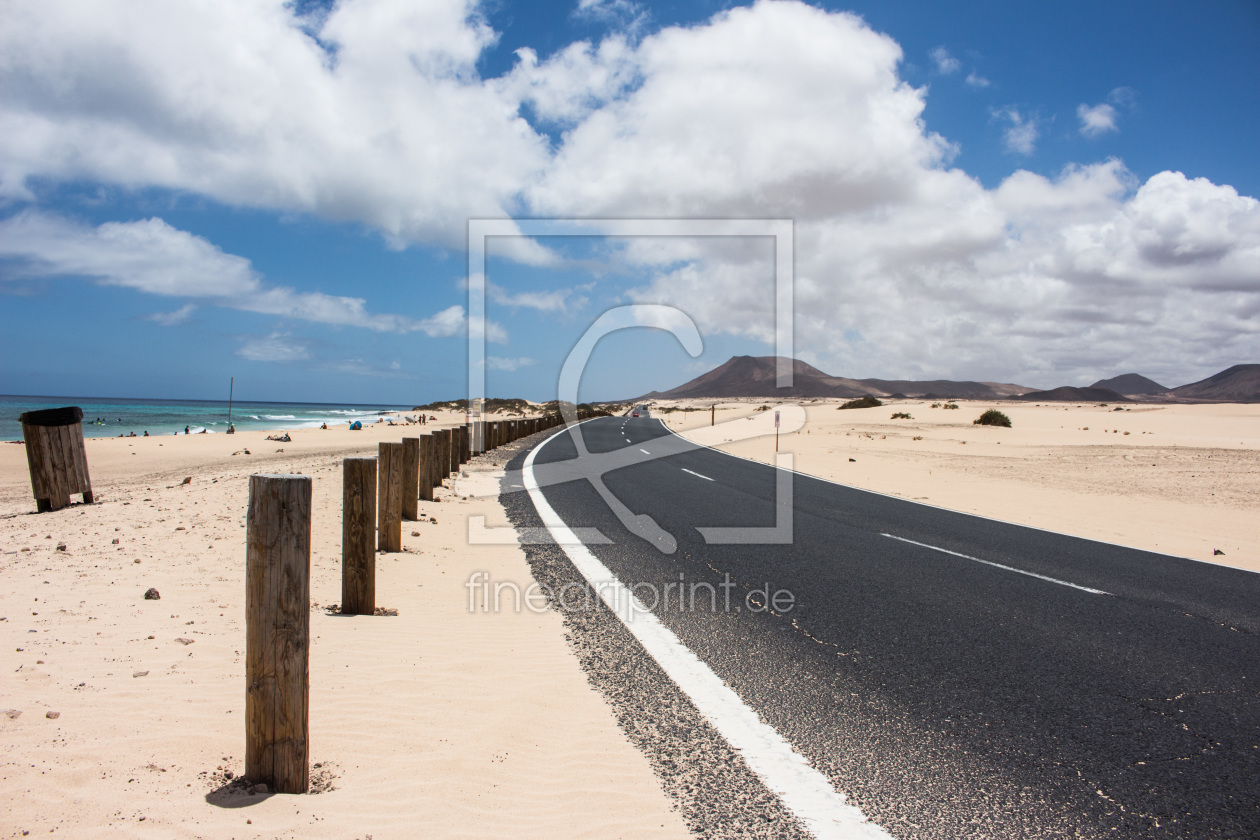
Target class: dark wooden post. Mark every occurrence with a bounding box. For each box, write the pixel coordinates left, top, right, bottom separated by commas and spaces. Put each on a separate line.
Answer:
459, 425, 469, 464
246, 473, 311, 795
436, 430, 450, 484
419, 435, 434, 502
430, 432, 442, 491
401, 438, 420, 521
377, 443, 402, 552
19, 406, 94, 512
448, 427, 460, 475
341, 458, 376, 615
435, 430, 446, 483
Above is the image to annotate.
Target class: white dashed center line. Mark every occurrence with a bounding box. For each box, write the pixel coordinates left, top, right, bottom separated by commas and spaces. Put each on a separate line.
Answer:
681, 468, 714, 481
640, 448, 650, 455
881, 533, 1111, 595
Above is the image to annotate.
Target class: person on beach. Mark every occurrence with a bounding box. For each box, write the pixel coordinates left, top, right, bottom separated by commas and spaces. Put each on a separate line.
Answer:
184, 425, 189, 434
143, 431, 148, 436
321, 422, 327, 429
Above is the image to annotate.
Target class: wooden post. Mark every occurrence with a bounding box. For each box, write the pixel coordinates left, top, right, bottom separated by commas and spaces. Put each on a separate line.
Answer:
401, 438, 420, 521
437, 430, 450, 483
419, 435, 434, 502
459, 425, 469, 465
449, 427, 460, 475
341, 458, 376, 615
431, 430, 444, 481
430, 432, 442, 491
246, 473, 311, 795
377, 443, 402, 553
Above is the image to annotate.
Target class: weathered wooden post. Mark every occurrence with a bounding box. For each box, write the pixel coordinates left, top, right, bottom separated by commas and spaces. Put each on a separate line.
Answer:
401, 438, 420, 521
431, 430, 444, 481
246, 473, 311, 795
458, 425, 469, 465
448, 427, 460, 475
19, 406, 94, 512
377, 443, 402, 552
341, 458, 376, 615
429, 432, 442, 491
437, 430, 451, 483
419, 435, 434, 502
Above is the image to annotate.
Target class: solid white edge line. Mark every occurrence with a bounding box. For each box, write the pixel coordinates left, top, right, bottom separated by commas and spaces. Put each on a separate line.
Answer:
880, 533, 1111, 596
681, 467, 714, 481
656, 419, 1251, 574
523, 420, 891, 840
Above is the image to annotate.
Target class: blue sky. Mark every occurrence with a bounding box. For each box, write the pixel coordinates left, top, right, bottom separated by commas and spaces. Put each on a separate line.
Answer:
1, 0, 1257, 404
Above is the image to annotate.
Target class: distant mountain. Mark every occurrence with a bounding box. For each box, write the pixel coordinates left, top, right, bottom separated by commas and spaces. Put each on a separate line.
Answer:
1170, 364, 1260, 402
855, 377, 1032, 399
1090, 373, 1169, 396
636, 356, 1034, 401
1014, 386, 1129, 403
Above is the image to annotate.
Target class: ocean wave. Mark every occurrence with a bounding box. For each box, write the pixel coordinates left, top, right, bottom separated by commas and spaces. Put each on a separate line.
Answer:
263, 414, 297, 420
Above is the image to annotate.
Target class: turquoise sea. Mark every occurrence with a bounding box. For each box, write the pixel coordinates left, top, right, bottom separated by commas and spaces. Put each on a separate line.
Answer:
0, 395, 411, 441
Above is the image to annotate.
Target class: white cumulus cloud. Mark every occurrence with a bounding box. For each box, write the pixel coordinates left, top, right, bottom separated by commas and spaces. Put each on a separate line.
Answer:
995, 107, 1039, 155
929, 46, 960, 74
1077, 102, 1118, 137
0, 211, 471, 335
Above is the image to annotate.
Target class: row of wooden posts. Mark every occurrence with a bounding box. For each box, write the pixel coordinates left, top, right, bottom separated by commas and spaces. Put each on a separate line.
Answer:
244, 412, 600, 794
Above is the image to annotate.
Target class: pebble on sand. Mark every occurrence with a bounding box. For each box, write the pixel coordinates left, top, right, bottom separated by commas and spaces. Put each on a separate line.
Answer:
144, 588, 160, 600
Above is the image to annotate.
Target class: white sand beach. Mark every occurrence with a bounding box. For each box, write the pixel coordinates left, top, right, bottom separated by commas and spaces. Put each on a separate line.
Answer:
0, 415, 689, 839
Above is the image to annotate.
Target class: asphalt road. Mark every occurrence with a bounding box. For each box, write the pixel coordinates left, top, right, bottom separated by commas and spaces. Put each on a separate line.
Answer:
503, 415, 1260, 839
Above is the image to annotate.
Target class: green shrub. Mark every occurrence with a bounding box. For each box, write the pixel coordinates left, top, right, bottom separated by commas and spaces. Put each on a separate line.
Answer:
930, 402, 942, 408
974, 409, 1012, 427
943, 402, 960, 410
891, 412, 912, 419
839, 396, 883, 410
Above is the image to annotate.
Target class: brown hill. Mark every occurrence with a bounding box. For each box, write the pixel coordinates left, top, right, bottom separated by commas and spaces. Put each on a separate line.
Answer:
1014, 386, 1129, 403
1090, 373, 1169, 396
637, 356, 1033, 401
1170, 364, 1260, 402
